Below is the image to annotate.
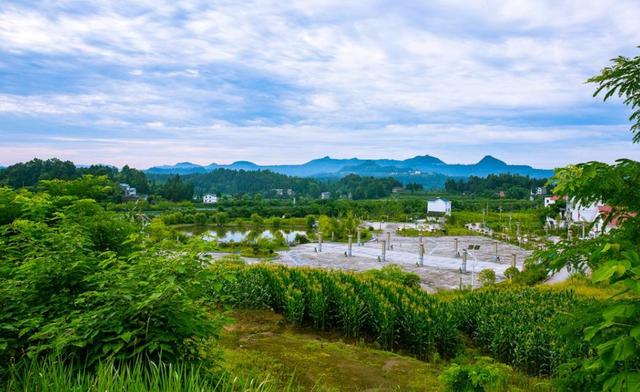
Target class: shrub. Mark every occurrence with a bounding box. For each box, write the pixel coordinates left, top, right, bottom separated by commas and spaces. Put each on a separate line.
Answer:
478, 269, 496, 286
503, 267, 520, 280
364, 264, 421, 288
439, 358, 510, 392
0, 191, 225, 373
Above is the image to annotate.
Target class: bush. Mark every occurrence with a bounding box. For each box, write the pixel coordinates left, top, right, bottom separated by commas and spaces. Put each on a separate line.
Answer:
364, 264, 421, 288
439, 358, 510, 392
478, 269, 496, 286
0, 190, 225, 373
294, 233, 310, 244
504, 267, 520, 280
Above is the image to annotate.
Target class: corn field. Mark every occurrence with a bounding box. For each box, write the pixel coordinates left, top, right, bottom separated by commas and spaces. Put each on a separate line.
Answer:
454, 287, 597, 376
206, 261, 599, 377
206, 261, 459, 359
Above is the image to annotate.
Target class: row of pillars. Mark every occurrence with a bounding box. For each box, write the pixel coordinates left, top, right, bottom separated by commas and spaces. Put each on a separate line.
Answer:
319, 233, 519, 271
318, 229, 364, 254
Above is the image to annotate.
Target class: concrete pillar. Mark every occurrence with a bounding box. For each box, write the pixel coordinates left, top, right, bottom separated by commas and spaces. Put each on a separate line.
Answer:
347, 234, 353, 257
386, 232, 391, 249
357, 229, 361, 246
461, 249, 468, 273
454, 238, 460, 258
318, 233, 323, 252
567, 227, 573, 241
419, 241, 425, 267
381, 239, 386, 262
494, 240, 499, 262
511, 253, 517, 268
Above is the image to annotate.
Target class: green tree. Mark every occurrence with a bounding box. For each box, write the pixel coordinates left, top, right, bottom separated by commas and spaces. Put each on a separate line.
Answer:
588, 47, 640, 143
538, 47, 640, 390
158, 175, 194, 202
478, 269, 496, 286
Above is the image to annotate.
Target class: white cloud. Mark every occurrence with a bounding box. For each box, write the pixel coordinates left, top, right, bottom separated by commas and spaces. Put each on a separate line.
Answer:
0, 0, 639, 166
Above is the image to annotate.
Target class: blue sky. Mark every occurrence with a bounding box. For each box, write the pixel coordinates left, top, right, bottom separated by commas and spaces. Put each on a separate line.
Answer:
0, 0, 639, 169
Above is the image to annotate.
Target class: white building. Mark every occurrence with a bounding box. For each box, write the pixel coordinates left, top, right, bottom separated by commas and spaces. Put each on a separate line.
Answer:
320, 192, 331, 200
567, 199, 602, 224
119, 183, 137, 198
427, 198, 452, 216
203, 194, 218, 204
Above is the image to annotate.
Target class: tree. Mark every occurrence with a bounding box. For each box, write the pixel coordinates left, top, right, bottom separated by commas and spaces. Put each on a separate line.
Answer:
478, 269, 496, 286
38, 175, 116, 201
588, 47, 640, 143
118, 165, 150, 194
405, 182, 423, 192
537, 48, 640, 390
158, 175, 194, 202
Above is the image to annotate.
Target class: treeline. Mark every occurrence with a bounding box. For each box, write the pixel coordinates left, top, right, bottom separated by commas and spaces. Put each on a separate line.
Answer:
158, 169, 402, 200
0, 158, 151, 193
0, 159, 403, 202
444, 173, 547, 199
332, 174, 401, 199
177, 168, 322, 196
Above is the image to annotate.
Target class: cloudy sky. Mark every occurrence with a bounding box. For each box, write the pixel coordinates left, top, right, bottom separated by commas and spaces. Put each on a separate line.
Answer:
1, 0, 639, 169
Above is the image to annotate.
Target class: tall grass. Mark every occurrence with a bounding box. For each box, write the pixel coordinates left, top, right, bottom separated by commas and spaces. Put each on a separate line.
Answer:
3, 356, 293, 392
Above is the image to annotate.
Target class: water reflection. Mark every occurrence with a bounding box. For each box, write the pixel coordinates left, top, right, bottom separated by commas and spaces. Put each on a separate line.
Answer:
181, 225, 308, 243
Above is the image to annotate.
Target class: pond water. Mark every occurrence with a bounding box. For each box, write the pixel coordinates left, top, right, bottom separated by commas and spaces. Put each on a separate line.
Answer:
179, 225, 309, 243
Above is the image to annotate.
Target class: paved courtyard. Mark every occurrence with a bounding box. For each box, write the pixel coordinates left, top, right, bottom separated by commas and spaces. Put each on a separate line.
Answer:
269, 222, 532, 292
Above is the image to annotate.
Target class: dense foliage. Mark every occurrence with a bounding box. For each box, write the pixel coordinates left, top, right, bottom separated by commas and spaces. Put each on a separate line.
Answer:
0, 185, 224, 375
444, 173, 547, 199
175, 169, 402, 200
588, 46, 640, 143
157, 174, 195, 201
0, 158, 150, 194
331, 174, 401, 199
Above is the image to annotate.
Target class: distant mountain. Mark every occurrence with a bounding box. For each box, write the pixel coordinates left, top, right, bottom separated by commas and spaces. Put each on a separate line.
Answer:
146, 154, 553, 182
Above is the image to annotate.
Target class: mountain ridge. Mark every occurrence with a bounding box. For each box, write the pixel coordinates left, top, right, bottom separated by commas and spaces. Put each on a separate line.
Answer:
145, 154, 553, 181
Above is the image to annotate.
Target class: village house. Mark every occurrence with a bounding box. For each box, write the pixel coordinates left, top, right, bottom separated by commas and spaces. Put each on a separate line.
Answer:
427, 198, 452, 216
119, 183, 137, 199
203, 194, 218, 204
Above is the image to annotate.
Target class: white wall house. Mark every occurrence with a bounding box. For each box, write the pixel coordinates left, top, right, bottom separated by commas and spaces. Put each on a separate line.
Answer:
320, 192, 331, 200
203, 194, 218, 204
119, 183, 137, 198
427, 198, 452, 215
567, 199, 601, 224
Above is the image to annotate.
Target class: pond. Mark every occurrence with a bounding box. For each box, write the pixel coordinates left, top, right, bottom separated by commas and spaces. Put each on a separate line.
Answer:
179, 225, 309, 243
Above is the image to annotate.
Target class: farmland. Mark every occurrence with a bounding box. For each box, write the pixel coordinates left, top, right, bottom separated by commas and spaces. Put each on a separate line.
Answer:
0, 169, 638, 391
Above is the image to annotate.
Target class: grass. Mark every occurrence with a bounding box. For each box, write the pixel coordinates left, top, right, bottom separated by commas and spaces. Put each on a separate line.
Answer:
219, 309, 555, 392
3, 309, 557, 391
543, 273, 635, 300
3, 356, 292, 392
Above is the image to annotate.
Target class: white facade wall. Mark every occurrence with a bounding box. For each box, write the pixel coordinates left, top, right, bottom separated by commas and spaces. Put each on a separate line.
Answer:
203, 194, 218, 204
427, 198, 452, 215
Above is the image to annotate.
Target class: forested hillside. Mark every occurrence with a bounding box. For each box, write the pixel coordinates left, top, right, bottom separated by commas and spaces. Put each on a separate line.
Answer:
444, 173, 548, 198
